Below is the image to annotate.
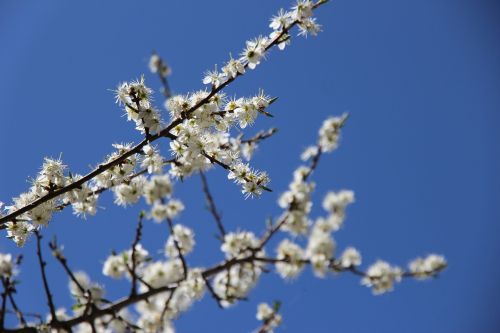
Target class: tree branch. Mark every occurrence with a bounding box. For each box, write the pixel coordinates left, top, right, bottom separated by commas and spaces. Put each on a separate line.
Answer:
199, 171, 226, 240
34, 231, 57, 323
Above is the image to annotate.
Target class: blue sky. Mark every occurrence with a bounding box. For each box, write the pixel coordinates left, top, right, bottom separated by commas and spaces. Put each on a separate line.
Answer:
1, 0, 499, 332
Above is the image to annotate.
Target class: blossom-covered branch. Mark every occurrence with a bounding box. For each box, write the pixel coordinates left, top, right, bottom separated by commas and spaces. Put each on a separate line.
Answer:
0, 0, 329, 247
0, 1, 447, 332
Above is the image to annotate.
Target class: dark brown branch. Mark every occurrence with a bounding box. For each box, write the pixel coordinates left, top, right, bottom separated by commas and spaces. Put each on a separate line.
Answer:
49, 238, 86, 296
2, 278, 27, 327
241, 128, 278, 144
129, 211, 145, 296
159, 288, 176, 323
201, 275, 224, 309
165, 217, 188, 280
34, 231, 57, 323
0, 278, 7, 330
199, 171, 226, 239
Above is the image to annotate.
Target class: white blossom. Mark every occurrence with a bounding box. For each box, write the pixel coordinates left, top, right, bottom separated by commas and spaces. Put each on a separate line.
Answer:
276, 239, 305, 278
141, 260, 184, 288
202, 66, 226, 88
165, 224, 195, 257
150, 199, 185, 222
298, 17, 322, 37
222, 57, 245, 79
102, 254, 127, 279
221, 231, 261, 259
270, 9, 293, 31
69, 271, 105, 305
362, 260, 403, 295
408, 254, 447, 279
241, 37, 268, 70
113, 176, 145, 206
143, 175, 173, 204
339, 247, 362, 268
318, 113, 348, 152
0, 253, 14, 277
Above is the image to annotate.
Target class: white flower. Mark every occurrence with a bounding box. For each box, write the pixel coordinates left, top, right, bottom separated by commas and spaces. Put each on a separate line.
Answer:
221, 231, 260, 259
233, 98, 258, 129
113, 176, 145, 206
321, 190, 355, 231
37, 157, 67, 189
276, 239, 305, 279
115, 77, 163, 134
69, 271, 105, 305
165, 224, 195, 257
149, 53, 171, 77
339, 247, 362, 268
241, 37, 268, 70
143, 175, 173, 204
141, 145, 165, 174
278, 166, 315, 235
127, 243, 150, 265
102, 254, 127, 279
362, 260, 402, 295
292, 0, 314, 20
202, 66, 226, 88
298, 18, 321, 37
318, 113, 348, 152
0, 253, 14, 277
256, 303, 282, 331
150, 199, 185, 222
149, 53, 162, 73
409, 254, 447, 279
300, 145, 319, 161
142, 260, 184, 288
165, 94, 191, 119
256, 303, 274, 321
241, 142, 256, 161
222, 57, 245, 79
213, 262, 262, 307
269, 9, 292, 31
6, 221, 34, 247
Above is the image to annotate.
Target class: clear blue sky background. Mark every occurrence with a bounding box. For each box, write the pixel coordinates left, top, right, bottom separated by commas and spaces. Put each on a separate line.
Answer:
0, 0, 499, 332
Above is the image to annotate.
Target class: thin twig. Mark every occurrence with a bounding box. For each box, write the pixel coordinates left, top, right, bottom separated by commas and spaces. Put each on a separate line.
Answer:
2, 278, 27, 326
129, 211, 145, 296
34, 231, 57, 323
165, 217, 188, 280
0, 278, 8, 330
201, 275, 224, 309
241, 128, 278, 144
199, 171, 226, 239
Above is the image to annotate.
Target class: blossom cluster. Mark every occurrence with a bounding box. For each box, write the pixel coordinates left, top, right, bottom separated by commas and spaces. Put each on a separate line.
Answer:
213, 232, 267, 306
115, 76, 163, 135
164, 89, 273, 197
